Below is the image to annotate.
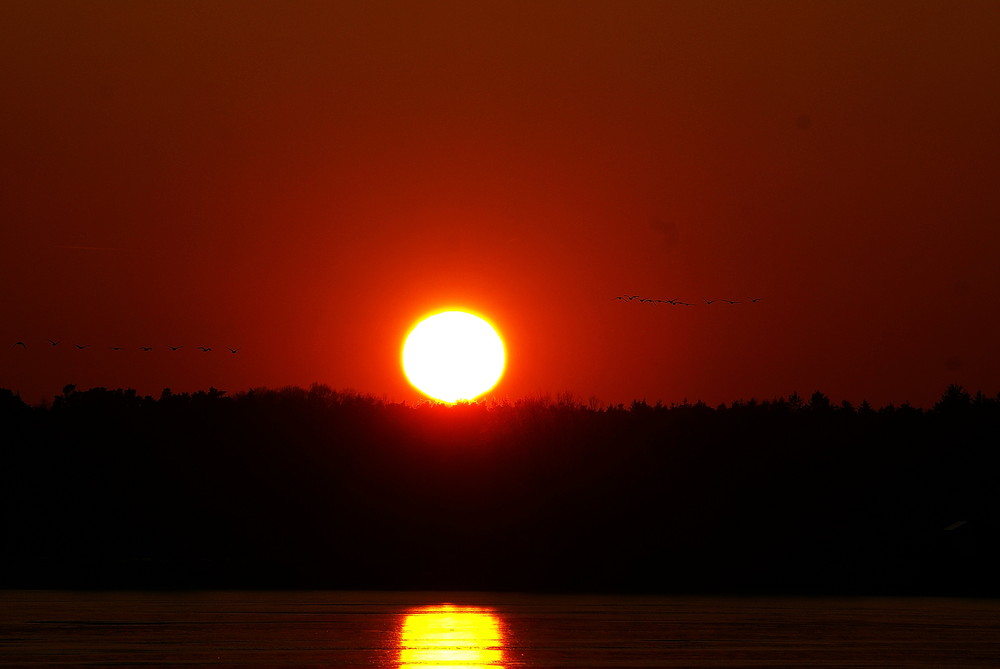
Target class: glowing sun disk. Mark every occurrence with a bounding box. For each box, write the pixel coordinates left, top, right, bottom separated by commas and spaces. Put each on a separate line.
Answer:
402, 311, 505, 403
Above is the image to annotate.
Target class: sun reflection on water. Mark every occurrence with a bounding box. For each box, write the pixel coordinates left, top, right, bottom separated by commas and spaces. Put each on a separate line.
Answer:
398, 604, 505, 668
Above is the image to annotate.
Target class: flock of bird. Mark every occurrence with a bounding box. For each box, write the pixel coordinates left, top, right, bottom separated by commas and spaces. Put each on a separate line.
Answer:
613, 294, 762, 306
10, 340, 240, 353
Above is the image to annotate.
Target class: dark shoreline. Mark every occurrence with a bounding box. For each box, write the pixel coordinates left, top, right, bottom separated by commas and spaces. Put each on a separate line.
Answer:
2, 384, 998, 596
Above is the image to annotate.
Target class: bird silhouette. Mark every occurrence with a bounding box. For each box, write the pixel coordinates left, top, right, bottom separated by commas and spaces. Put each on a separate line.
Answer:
47, 339, 60, 346
227, 347, 240, 354
612, 294, 756, 308
75, 344, 90, 350
110, 346, 123, 351
167, 345, 183, 351
197, 346, 212, 352
13, 341, 27, 348
139, 346, 153, 351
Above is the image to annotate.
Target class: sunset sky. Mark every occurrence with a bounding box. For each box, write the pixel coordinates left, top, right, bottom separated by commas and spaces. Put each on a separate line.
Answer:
2, 0, 999, 407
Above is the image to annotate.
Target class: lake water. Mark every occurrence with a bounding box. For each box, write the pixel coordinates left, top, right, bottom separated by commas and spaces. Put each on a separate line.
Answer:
2, 591, 999, 667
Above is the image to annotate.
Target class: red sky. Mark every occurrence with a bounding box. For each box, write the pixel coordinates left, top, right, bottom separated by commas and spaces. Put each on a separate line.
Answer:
2, 0, 999, 408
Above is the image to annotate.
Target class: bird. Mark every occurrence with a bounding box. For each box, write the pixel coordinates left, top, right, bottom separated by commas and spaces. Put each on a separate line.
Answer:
227, 347, 240, 354
676, 301, 695, 306
721, 299, 741, 305
703, 298, 717, 305
612, 296, 631, 302
74, 344, 90, 350
167, 345, 183, 351
749, 297, 763, 303
197, 346, 212, 352
13, 341, 27, 348
47, 339, 60, 346
110, 346, 123, 351
139, 346, 153, 351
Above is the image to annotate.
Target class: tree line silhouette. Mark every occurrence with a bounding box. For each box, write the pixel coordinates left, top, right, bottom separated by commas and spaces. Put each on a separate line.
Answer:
1, 383, 997, 595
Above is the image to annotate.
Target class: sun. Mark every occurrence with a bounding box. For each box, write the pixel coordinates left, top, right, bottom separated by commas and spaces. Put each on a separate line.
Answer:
402, 310, 506, 403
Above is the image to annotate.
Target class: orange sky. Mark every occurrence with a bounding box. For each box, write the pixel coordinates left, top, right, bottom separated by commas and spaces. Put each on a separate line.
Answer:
2, 0, 999, 407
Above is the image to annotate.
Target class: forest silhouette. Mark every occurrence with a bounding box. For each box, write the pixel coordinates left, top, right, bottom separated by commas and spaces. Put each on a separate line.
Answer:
2, 383, 998, 595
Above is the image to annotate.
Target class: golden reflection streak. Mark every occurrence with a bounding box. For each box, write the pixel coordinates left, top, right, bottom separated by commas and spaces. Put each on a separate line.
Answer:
398, 604, 505, 668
